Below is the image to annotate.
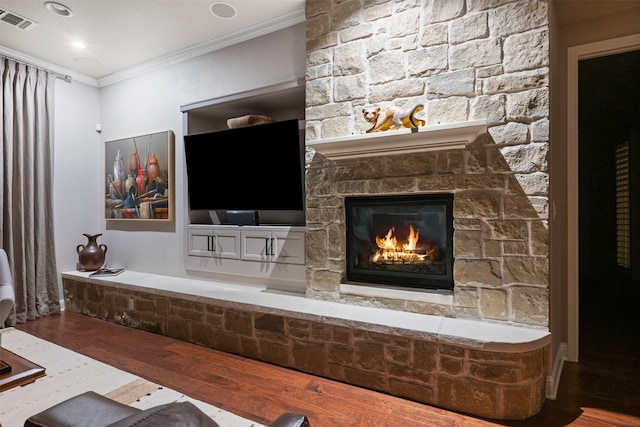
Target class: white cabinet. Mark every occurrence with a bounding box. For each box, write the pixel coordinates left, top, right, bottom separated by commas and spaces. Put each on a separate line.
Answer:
241, 227, 305, 265
188, 225, 240, 259
185, 224, 306, 291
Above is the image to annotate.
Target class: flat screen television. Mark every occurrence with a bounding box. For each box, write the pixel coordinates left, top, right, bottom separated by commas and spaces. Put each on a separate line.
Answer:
183, 119, 305, 218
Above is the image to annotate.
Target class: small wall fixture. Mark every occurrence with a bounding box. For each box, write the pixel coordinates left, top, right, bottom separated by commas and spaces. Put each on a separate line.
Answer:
44, 2, 73, 17
210, 2, 236, 19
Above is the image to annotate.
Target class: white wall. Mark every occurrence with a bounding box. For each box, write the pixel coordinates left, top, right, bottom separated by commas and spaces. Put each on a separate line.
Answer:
53, 24, 305, 282
53, 79, 102, 273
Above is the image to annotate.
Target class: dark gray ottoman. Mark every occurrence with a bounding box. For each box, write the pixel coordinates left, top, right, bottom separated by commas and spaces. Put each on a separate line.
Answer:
24, 390, 309, 427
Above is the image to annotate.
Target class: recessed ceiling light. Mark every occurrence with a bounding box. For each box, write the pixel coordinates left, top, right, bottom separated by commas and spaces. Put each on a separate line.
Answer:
72, 41, 86, 50
44, 2, 73, 17
210, 2, 236, 19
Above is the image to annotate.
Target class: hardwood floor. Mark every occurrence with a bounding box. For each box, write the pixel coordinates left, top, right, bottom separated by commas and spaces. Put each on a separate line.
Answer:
15, 310, 640, 427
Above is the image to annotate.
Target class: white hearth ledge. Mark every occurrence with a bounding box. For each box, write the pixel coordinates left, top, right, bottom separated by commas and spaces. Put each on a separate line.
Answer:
307, 120, 488, 160
62, 270, 549, 353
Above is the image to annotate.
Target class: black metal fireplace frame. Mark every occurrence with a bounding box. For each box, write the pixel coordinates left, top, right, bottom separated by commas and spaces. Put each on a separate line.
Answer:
345, 193, 454, 292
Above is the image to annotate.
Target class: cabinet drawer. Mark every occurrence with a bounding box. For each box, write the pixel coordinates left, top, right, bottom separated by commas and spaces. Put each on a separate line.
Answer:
188, 226, 240, 259
241, 230, 272, 261
240, 229, 305, 265
271, 230, 305, 265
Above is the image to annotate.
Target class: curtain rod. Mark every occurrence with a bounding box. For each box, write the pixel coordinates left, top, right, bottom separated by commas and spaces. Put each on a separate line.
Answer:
1, 54, 72, 83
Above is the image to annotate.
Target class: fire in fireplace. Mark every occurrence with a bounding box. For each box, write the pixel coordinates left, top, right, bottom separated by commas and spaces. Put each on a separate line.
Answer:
345, 193, 454, 291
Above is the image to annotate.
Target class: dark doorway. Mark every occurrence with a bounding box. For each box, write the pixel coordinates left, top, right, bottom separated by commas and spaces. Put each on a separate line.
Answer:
578, 50, 640, 356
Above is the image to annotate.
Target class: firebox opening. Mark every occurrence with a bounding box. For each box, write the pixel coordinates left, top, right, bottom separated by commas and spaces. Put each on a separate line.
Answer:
345, 193, 454, 292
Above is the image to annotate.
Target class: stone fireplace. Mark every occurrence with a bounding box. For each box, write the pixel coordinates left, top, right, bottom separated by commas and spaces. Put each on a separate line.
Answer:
303, 0, 550, 331
304, 124, 549, 329
345, 192, 454, 291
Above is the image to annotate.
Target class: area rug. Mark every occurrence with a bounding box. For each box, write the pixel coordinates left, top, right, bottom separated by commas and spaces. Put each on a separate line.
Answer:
0, 328, 264, 427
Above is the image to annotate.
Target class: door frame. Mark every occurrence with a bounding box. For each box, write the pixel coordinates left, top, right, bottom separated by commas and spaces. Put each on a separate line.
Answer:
567, 33, 640, 362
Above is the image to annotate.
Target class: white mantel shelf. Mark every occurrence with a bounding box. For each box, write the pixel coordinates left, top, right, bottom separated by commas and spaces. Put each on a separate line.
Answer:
307, 119, 488, 160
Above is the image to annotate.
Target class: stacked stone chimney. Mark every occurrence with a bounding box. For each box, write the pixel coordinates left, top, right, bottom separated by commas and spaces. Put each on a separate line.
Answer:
303, 0, 550, 329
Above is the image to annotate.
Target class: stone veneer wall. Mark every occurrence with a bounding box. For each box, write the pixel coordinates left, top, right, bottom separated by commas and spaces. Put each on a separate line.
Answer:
62, 277, 548, 419
303, 0, 550, 328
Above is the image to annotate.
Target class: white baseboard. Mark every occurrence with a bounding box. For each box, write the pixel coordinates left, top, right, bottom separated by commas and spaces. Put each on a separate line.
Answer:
546, 342, 568, 399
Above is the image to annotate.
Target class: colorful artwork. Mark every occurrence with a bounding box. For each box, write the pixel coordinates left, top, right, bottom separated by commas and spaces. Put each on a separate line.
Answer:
104, 130, 174, 221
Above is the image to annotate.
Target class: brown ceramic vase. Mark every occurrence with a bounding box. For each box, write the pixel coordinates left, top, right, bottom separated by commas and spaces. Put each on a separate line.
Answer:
76, 233, 108, 271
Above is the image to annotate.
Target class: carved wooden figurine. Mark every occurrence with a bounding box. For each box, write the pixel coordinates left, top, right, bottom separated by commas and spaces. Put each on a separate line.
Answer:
362, 104, 425, 133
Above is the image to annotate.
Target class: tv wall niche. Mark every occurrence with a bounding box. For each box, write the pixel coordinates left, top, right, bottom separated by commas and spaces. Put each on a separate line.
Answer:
180, 79, 306, 227
184, 119, 305, 225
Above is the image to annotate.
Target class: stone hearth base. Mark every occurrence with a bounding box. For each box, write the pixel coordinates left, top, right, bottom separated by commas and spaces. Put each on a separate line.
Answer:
62, 271, 549, 420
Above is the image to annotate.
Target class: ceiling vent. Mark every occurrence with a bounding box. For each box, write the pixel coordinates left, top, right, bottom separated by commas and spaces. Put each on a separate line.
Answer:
0, 9, 38, 31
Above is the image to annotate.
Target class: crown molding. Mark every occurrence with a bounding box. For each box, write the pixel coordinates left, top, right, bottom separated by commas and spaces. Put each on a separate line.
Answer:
1, 7, 305, 89
0, 46, 98, 86
97, 8, 305, 88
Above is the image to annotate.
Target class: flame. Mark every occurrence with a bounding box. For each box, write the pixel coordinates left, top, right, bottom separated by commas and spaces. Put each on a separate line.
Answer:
371, 225, 438, 264
404, 225, 420, 250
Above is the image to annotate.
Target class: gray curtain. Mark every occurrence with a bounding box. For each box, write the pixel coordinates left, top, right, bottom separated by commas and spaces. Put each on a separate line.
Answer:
1, 57, 61, 325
